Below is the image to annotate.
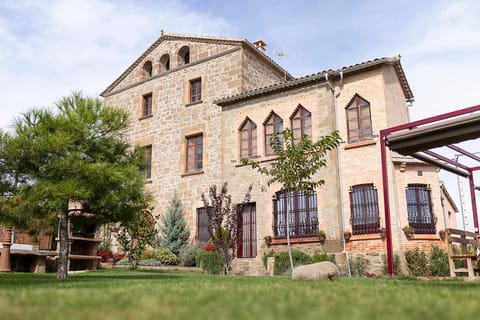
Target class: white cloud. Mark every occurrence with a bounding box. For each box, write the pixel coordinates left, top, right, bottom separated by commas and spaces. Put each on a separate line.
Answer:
400, 1, 480, 119
0, 0, 232, 130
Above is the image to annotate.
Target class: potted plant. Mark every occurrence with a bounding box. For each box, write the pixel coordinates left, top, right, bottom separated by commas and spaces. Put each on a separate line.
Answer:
318, 230, 326, 243
402, 225, 415, 239
264, 235, 273, 248
343, 231, 352, 241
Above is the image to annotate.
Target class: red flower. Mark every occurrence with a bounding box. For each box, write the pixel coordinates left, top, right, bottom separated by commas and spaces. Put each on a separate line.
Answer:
203, 243, 216, 252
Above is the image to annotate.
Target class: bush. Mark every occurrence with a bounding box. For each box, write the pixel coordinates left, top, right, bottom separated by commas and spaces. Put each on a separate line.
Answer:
138, 259, 161, 267
430, 245, 449, 276
140, 247, 155, 260
179, 243, 203, 267
154, 248, 178, 265
262, 252, 275, 269
350, 255, 369, 277
405, 248, 429, 276
381, 253, 402, 275
312, 252, 335, 264
273, 249, 312, 275
195, 250, 225, 274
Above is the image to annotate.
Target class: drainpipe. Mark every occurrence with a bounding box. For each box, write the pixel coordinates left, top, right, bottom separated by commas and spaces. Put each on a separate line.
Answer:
440, 186, 448, 229
325, 71, 351, 277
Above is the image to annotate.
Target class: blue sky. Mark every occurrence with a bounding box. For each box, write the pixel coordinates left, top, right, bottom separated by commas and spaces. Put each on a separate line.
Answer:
1, 0, 479, 225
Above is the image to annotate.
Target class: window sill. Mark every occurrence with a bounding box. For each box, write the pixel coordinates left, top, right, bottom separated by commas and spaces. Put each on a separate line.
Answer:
144, 179, 152, 184
350, 233, 383, 241
181, 170, 204, 177
186, 100, 203, 107
344, 140, 376, 150
270, 237, 321, 245
409, 234, 438, 240
138, 114, 153, 121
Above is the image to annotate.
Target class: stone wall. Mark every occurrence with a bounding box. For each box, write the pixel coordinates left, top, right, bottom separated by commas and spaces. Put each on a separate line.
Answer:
104, 38, 286, 241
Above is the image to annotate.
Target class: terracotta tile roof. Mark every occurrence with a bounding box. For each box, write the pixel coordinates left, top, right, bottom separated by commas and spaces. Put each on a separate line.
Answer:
215, 56, 414, 106
100, 32, 292, 96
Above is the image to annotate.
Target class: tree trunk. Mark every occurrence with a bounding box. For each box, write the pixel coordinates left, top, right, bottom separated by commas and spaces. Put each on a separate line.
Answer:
57, 210, 69, 280
286, 197, 294, 275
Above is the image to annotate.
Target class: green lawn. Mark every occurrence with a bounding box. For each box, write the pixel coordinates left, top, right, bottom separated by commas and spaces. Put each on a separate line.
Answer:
0, 269, 479, 320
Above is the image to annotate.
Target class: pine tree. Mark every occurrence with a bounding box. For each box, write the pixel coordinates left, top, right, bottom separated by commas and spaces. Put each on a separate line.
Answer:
160, 192, 190, 256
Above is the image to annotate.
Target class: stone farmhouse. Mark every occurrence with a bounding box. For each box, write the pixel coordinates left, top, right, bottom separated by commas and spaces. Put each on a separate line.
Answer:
100, 32, 457, 275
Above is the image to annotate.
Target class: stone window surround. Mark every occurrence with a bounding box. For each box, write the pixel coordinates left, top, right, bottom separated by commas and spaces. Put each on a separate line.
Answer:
180, 124, 206, 176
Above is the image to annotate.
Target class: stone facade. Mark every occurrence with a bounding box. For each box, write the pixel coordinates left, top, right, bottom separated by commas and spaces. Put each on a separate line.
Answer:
102, 33, 457, 276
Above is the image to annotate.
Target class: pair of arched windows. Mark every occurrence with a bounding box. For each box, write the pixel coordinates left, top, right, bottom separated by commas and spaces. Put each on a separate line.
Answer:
239, 105, 312, 159
141, 45, 191, 78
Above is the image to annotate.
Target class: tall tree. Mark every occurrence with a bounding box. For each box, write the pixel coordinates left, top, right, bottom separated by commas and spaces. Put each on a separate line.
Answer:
0, 92, 149, 280
159, 191, 190, 256
242, 128, 341, 273
201, 182, 252, 275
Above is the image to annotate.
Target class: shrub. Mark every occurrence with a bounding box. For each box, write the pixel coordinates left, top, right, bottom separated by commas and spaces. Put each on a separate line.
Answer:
405, 248, 429, 276
262, 252, 275, 269
312, 252, 335, 264
154, 248, 178, 265
273, 249, 312, 275
195, 250, 225, 274
140, 247, 155, 260
350, 255, 369, 277
138, 259, 161, 267
430, 245, 449, 276
381, 253, 402, 275
179, 243, 203, 267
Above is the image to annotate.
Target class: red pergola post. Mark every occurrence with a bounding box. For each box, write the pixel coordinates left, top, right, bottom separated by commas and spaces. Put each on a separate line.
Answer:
380, 130, 394, 276
468, 169, 479, 232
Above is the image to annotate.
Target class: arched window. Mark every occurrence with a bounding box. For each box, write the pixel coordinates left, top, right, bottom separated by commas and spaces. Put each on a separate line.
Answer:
290, 105, 312, 143
143, 60, 152, 77
178, 46, 190, 65
264, 111, 283, 156
239, 117, 257, 159
273, 189, 318, 239
346, 94, 373, 143
160, 54, 170, 72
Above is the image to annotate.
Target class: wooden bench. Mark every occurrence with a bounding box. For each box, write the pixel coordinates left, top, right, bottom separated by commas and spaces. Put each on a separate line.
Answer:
446, 228, 478, 278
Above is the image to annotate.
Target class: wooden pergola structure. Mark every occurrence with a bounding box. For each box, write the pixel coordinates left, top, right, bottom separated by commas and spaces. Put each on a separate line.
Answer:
380, 104, 480, 275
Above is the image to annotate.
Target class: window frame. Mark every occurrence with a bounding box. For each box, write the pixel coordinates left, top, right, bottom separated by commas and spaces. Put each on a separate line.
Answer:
237, 203, 257, 258
189, 78, 202, 104
406, 184, 436, 234
143, 60, 153, 78
290, 105, 312, 143
346, 94, 373, 144
196, 207, 211, 242
142, 93, 153, 117
349, 184, 380, 235
239, 118, 257, 159
159, 54, 170, 72
179, 46, 190, 65
273, 189, 319, 239
264, 112, 283, 156
186, 134, 203, 172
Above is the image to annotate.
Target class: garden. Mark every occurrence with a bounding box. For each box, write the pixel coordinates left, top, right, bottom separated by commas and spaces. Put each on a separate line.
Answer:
1, 268, 480, 320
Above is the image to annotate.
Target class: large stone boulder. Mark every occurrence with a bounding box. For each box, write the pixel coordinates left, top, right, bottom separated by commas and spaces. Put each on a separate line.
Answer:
292, 261, 339, 280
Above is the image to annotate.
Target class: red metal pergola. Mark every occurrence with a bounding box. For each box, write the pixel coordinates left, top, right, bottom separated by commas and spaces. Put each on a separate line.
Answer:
380, 104, 480, 275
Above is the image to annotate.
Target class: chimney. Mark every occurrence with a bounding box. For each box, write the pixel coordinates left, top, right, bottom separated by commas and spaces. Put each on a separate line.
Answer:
253, 40, 267, 52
